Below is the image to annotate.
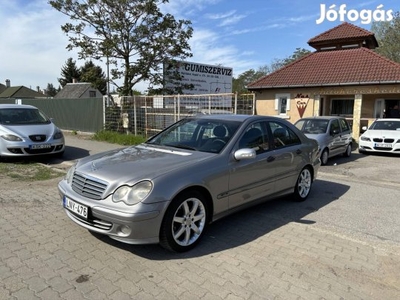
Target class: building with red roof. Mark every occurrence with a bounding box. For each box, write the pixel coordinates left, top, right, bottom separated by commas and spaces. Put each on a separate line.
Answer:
247, 22, 400, 140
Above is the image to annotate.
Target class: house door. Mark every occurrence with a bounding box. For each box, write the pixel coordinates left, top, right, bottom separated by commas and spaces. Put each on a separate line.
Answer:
374, 99, 384, 118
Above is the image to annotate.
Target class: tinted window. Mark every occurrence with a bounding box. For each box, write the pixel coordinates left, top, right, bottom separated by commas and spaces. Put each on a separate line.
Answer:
270, 121, 301, 149
330, 119, 340, 134
339, 118, 350, 132
239, 122, 270, 154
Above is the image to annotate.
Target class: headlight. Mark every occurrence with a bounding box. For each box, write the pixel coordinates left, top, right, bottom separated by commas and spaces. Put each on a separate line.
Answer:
53, 130, 64, 140
112, 181, 153, 205
360, 136, 371, 141
65, 164, 76, 184
1, 134, 23, 141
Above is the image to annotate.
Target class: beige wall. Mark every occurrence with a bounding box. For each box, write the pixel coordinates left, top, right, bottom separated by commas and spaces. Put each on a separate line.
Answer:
253, 84, 400, 140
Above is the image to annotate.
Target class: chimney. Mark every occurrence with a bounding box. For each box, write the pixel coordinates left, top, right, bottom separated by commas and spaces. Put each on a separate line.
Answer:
6, 79, 10, 87
37, 86, 40, 92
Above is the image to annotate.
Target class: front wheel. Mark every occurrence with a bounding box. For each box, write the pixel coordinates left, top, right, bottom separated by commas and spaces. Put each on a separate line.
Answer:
160, 190, 208, 252
293, 167, 312, 202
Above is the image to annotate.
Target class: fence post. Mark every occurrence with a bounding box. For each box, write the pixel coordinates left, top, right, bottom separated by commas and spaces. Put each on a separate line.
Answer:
234, 93, 238, 115
252, 93, 256, 115
133, 95, 137, 136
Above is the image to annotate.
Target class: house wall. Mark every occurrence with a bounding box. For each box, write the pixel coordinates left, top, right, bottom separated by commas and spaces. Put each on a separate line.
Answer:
254, 84, 400, 140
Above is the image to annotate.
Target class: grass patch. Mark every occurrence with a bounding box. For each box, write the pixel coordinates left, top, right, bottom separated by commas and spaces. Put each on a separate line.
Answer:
92, 130, 147, 146
0, 161, 65, 181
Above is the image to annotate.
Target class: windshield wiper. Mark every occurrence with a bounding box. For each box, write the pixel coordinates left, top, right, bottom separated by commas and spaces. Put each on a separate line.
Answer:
166, 144, 197, 151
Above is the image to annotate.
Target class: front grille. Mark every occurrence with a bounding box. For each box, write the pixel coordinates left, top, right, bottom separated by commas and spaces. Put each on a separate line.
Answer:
29, 134, 47, 142
72, 172, 108, 200
373, 138, 395, 143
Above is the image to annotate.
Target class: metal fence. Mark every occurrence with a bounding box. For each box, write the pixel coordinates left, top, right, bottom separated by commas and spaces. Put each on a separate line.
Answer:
1, 93, 255, 137
106, 93, 255, 137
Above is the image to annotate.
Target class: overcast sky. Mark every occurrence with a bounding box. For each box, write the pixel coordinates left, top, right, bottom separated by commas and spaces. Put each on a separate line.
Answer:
1, 0, 397, 93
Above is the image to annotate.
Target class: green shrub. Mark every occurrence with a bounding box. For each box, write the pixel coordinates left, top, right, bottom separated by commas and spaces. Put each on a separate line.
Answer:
93, 130, 147, 146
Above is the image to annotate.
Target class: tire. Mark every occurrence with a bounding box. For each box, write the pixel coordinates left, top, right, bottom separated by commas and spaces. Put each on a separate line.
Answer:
293, 167, 312, 202
160, 190, 208, 252
320, 149, 329, 165
343, 144, 352, 157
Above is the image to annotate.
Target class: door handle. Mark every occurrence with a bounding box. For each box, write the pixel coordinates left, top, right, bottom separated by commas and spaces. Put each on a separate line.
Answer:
296, 149, 302, 155
267, 156, 275, 162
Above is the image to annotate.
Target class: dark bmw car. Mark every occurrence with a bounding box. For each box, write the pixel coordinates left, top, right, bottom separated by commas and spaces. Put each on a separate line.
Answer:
59, 115, 320, 252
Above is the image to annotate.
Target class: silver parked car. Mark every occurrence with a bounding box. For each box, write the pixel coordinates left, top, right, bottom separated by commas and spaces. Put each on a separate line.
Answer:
294, 116, 352, 165
0, 104, 65, 158
59, 115, 320, 252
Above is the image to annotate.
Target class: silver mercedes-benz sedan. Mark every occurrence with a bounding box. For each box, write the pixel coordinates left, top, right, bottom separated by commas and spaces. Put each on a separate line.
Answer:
0, 104, 65, 158
59, 115, 320, 252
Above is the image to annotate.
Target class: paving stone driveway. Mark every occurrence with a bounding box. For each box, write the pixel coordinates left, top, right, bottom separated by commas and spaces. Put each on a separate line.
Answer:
1, 139, 400, 299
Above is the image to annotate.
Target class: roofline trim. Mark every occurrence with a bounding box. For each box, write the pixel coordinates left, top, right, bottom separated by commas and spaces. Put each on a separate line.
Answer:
247, 81, 400, 89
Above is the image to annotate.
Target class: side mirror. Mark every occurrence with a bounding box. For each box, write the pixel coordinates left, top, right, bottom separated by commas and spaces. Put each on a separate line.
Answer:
361, 126, 368, 132
234, 148, 256, 161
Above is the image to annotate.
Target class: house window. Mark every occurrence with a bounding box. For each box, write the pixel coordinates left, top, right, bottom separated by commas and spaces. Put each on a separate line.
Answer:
331, 99, 354, 115
89, 91, 96, 98
275, 93, 291, 115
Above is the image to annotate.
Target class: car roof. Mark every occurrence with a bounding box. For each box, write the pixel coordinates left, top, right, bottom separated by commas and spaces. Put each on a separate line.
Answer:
0, 104, 37, 110
375, 118, 400, 122
297, 116, 345, 121
192, 114, 292, 123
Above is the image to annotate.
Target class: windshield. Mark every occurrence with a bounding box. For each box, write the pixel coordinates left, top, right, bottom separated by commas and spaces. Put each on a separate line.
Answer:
0, 108, 50, 125
370, 120, 400, 130
295, 119, 329, 134
146, 118, 241, 153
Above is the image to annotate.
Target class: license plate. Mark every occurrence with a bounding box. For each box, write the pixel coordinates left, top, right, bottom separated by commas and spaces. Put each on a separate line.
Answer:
30, 144, 51, 149
374, 143, 392, 148
63, 196, 88, 219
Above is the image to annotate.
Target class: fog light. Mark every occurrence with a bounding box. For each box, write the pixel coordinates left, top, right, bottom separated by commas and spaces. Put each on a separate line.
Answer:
117, 225, 131, 236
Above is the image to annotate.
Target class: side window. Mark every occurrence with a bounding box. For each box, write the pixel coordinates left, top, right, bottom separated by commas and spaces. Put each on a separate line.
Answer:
339, 118, 350, 132
239, 122, 269, 154
270, 122, 301, 149
275, 93, 291, 115
330, 119, 340, 134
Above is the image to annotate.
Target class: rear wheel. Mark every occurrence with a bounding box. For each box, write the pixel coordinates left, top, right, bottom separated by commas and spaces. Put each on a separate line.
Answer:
293, 167, 312, 202
320, 149, 329, 165
343, 144, 352, 157
160, 190, 208, 252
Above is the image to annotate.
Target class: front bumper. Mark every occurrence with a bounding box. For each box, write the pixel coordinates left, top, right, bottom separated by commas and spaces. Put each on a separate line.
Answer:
0, 140, 65, 156
58, 180, 169, 245
359, 141, 400, 154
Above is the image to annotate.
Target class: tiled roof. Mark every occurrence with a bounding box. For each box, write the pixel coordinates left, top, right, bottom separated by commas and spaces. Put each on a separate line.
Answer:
308, 22, 375, 45
247, 48, 400, 89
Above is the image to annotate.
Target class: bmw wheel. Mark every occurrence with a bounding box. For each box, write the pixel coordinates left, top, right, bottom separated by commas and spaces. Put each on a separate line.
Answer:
160, 190, 208, 252
293, 167, 312, 202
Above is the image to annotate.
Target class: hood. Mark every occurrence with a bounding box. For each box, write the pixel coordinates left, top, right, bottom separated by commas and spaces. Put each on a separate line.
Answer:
363, 130, 400, 138
75, 144, 212, 186
1, 123, 57, 139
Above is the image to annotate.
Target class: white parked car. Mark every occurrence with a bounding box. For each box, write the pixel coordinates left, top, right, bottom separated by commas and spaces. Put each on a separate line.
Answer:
359, 118, 400, 155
